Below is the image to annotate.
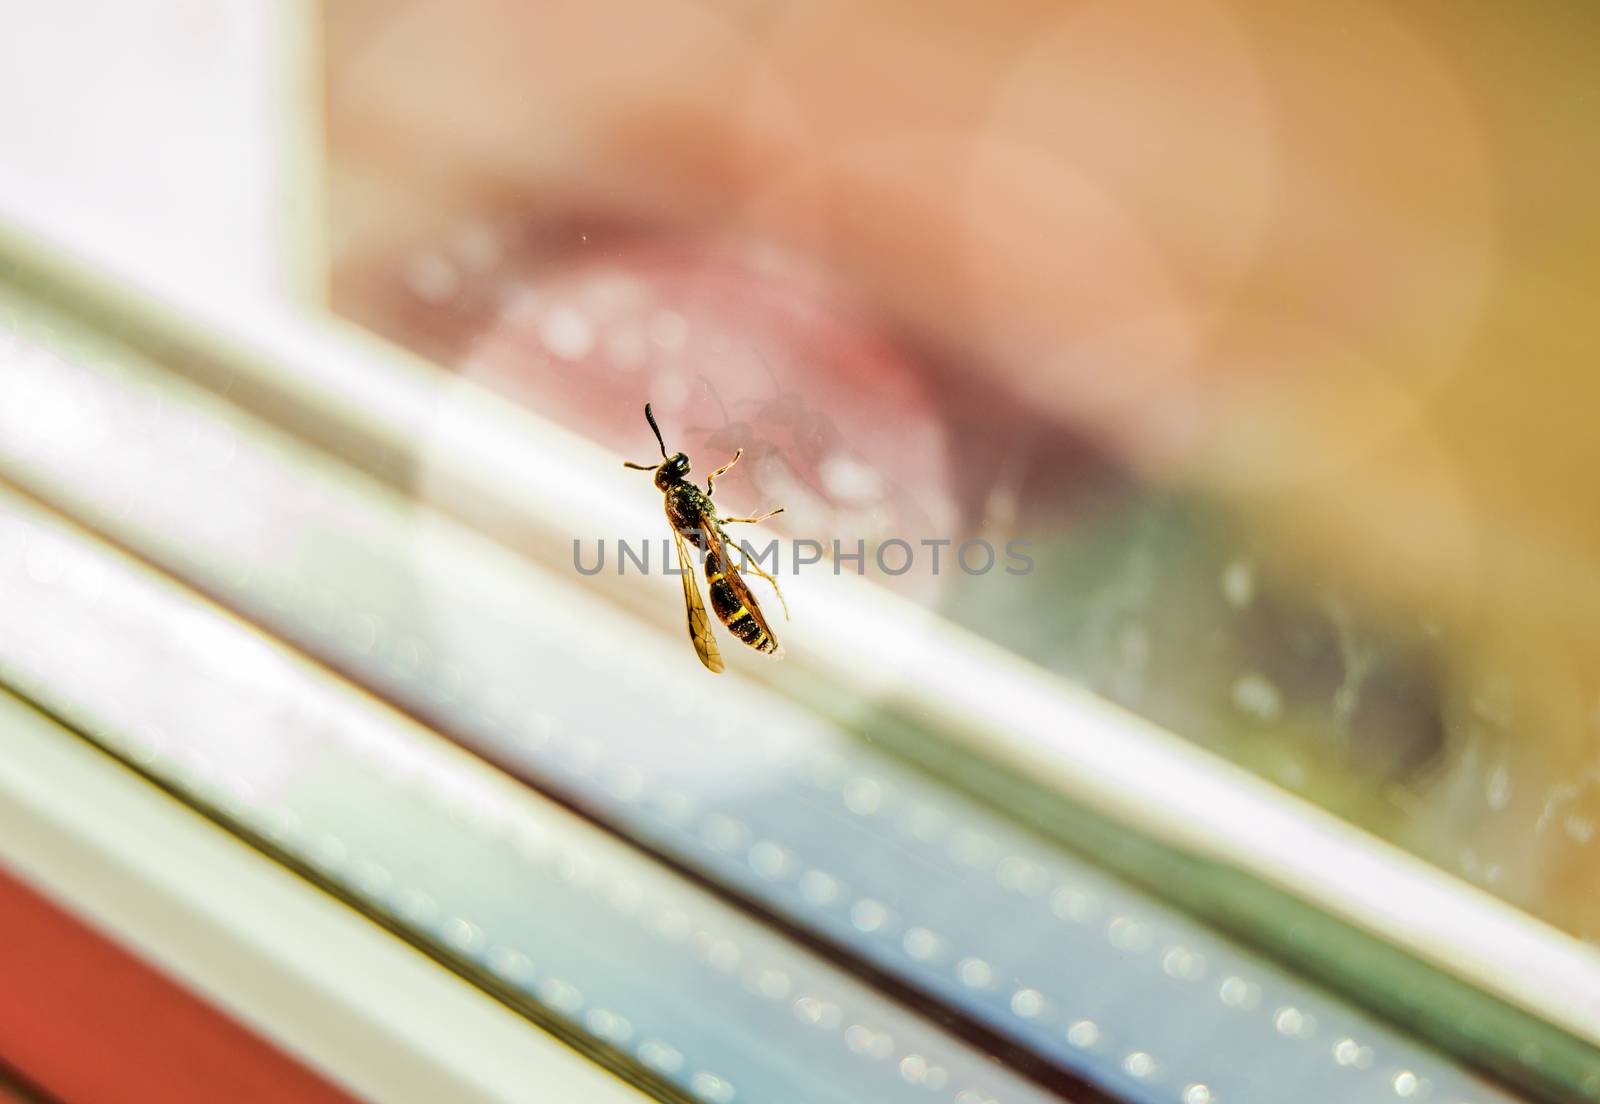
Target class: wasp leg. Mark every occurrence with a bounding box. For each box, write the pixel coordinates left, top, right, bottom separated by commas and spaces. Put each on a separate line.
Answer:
706, 448, 742, 496
718, 505, 784, 525
727, 532, 791, 621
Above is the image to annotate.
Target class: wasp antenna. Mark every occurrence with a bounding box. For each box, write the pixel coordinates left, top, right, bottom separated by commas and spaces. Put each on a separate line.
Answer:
643, 402, 669, 459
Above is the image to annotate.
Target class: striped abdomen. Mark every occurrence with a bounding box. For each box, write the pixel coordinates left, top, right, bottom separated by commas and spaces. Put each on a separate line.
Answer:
704, 543, 779, 654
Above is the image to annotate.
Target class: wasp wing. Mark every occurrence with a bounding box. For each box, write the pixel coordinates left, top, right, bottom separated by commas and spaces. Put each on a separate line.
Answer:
674, 529, 724, 673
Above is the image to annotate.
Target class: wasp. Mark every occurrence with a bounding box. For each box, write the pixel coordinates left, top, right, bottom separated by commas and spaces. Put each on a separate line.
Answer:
626, 403, 789, 672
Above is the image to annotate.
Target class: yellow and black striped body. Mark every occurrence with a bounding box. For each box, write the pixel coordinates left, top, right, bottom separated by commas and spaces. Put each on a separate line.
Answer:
703, 539, 779, 654
664, 481, 779, 655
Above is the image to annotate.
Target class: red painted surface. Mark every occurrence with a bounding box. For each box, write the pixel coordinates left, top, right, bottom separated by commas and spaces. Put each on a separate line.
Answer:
0, 864, 362, 1104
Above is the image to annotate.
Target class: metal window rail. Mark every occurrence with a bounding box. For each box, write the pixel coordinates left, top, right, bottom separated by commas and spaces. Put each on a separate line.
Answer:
0, 488, 1070, 1104
0, 686, 656, 1104
1, 203, 1597, 1101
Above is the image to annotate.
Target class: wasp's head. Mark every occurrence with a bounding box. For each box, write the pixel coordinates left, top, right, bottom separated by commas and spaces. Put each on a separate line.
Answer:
655, 451, 691, 489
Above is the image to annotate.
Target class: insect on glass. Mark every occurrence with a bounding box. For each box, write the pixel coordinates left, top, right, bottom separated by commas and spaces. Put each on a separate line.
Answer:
625, 403, 789, 672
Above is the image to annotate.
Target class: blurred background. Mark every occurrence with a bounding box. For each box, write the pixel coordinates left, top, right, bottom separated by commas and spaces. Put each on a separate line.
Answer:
3, 1, 1599, 1102
322, 0, 1600, 940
